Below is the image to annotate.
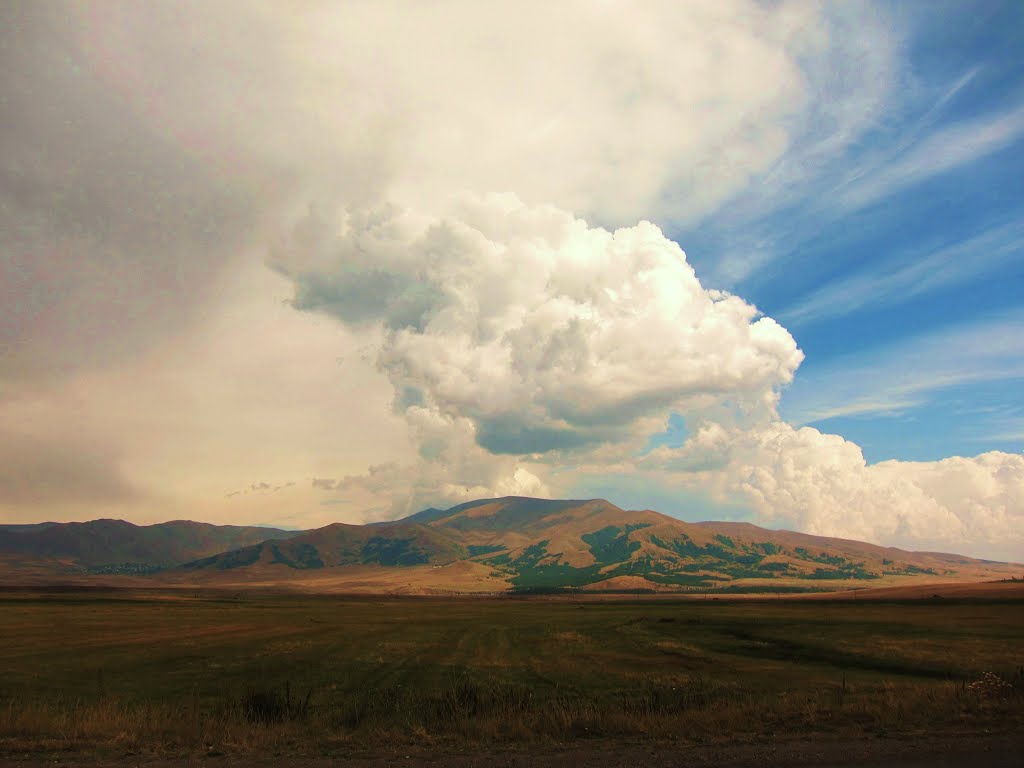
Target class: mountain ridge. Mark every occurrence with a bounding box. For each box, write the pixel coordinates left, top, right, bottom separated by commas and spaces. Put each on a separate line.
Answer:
0, 518, 303, 573
2, 497, 1018, 590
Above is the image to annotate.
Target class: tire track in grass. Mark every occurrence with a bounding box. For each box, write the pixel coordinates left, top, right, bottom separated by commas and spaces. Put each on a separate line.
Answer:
712, 626, 960, 679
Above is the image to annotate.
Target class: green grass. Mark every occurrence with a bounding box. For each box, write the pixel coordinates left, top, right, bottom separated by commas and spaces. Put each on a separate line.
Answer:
0, 591, 1021, 756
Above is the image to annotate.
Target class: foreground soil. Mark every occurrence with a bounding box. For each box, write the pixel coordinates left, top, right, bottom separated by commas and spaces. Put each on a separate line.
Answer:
1, 731, 1022, 768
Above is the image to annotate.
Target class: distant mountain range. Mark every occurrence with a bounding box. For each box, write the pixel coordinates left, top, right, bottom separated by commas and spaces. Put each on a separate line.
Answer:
0, 519, 301, 574
2, 497, 1018, 592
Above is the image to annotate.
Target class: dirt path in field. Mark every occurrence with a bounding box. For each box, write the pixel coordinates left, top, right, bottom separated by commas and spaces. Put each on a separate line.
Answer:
2, 732, 1022, 768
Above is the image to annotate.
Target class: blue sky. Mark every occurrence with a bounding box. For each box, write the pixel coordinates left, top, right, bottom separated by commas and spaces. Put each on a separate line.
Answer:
674, 0, 1024, 463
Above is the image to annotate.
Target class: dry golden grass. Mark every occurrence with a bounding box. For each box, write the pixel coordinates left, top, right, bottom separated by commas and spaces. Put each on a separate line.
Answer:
152, 560, 512, 595
2, 675, 1021, 758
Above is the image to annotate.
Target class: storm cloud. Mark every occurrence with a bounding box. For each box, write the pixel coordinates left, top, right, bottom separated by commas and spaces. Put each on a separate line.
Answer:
0, 3, 261, 389
0, 430, 138, 508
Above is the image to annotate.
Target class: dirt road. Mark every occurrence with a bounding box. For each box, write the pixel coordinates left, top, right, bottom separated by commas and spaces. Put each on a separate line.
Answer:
2, 732, 1021, 768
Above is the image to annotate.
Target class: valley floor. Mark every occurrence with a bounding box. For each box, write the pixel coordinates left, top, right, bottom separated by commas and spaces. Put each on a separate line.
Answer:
0, 589, 1021, 762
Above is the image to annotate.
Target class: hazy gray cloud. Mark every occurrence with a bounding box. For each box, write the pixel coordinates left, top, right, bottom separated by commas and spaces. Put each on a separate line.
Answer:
0, 2, 407, 523
0, 3, 261, 391
0, 430, 138, 507
475, 418, 610, 456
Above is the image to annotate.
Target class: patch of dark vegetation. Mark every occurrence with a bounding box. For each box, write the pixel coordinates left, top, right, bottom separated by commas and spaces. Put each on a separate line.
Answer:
714, 627, 958, 679
337, 675, 537, 729
646, 534, 767, 577
803, 567, 881, 580
361, 537, 430, 566
582, 525, 646, 564
709, 584, 831, 594
85, 563, 164, 575
509, 585, 582, 595
883, 563, 940, 576
650, 533, 705, 559
270, 543, 324, 570
241, 681, 313, 724
494, 541, 603, 588
644, 572, 720, 587
467, 544, 507, 557
183, 545, 262, 570
510, 563, 602, 589
794, 547, 847, 567
330, 673, 749, 735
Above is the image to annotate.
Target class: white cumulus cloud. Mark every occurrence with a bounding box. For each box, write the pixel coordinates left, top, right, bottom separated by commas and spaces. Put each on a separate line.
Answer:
270, 194, 809, 515
272, 195, 804, 463
641, 420, 1024, 560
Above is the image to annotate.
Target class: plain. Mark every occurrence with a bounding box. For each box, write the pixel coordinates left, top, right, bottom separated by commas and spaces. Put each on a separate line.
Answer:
0, 588, 1022, 759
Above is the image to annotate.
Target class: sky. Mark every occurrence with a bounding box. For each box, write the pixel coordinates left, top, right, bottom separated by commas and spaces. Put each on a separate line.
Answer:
1, 1, 1022, 561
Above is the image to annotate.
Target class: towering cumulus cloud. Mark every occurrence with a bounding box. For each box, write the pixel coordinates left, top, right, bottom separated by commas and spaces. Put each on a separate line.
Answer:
271, 196, 802, 494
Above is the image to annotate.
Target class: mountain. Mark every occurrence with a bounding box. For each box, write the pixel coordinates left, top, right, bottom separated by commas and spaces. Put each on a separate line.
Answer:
0, 523, 61, 533
183, 520, 466, 571
177, 497, 1020, 592
0, 519, 303, 574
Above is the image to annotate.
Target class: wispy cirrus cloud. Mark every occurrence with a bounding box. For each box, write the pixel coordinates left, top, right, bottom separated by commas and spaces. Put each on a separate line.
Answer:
981, 424, 1024, 442
780, 219, 1024, 323
697, 71, 1023, 290
960, 403, 1024, 444
782, 311, 1024, 425
834, 102, 1024, 212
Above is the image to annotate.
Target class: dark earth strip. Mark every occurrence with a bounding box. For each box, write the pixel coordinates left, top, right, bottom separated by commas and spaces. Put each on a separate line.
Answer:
2, 733, 1023, 768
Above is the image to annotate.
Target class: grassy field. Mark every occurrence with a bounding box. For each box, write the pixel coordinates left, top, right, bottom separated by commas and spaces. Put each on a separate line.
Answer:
0, 589, 1021, 757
